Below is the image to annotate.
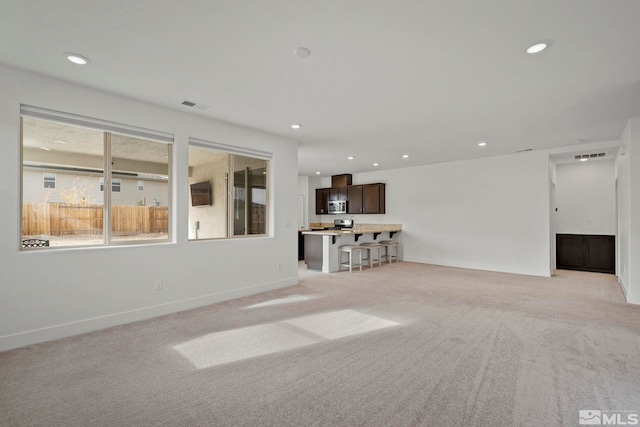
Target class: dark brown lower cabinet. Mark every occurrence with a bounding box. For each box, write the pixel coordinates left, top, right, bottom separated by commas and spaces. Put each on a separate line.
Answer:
556, 234, 615, 274
298, 231, 305, 261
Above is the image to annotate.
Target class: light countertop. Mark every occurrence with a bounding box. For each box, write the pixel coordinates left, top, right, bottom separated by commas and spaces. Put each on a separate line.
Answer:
301, 224, 401, 236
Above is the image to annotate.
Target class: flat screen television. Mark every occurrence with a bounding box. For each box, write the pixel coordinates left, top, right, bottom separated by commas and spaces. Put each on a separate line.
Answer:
190, 181, 211, 206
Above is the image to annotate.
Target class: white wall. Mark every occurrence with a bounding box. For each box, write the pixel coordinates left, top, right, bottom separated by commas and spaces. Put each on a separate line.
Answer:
297, 176, 309, 229
307, 175, 322, 225
554, 160, 616, 235
378, 152, 552, 276
618, 118, 640, 304
0, 65, 299, 351
630, 119, 640, 305
617, 142, 630, 299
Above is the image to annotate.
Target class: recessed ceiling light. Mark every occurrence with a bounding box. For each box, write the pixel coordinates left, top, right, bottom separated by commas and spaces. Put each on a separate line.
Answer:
347, 156, 355, 160
53, 139, 67, 144
373, 163, 379, 166
402, 154, 409, 158
580, 158, 588, 162
315, 171, 321, 175
526, 43, 548, 54
40, 147, 51, 151
65, 53, 91, 65
290, 124, 302, 129
478, 141, 488, 147
294, 47, 311, 58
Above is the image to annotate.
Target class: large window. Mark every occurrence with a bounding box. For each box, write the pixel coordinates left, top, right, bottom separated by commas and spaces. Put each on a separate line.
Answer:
21, 106, 172, 249
188, 139, 269, 240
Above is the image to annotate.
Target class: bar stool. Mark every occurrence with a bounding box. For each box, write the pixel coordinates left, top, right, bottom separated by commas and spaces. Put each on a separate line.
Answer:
379, 240, 399, 263
339, 245, 363, 273
360, 242, 383, 268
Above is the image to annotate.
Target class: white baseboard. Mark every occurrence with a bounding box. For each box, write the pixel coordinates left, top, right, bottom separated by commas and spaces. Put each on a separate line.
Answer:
616, 277, 640, 305
618, 277, 629, 300
0, 277, 299, 352
626, 292, 640, 305
402, 256, 550, 277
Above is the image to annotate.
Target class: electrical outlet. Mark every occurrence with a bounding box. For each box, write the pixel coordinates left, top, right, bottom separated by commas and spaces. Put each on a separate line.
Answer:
155, 280, 163, 290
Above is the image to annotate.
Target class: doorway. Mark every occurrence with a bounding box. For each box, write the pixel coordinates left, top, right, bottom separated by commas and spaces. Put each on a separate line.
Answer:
551, 153, 617, 274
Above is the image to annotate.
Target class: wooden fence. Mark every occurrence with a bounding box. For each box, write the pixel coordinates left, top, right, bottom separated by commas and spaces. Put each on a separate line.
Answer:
22, 203, 168, 236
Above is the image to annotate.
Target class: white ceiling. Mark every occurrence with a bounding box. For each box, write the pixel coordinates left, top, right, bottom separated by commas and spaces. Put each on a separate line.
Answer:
1, 0, 639, 176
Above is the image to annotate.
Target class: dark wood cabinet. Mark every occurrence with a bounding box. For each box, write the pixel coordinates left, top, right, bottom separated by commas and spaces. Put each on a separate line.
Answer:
331, 174, 352, 187
556, 234, 615, 274
347, 183, 385, 214
329, 186, 348, 201
315, 188, 330, 214
317, 181, 385, 215
298, 231, 305, 260
347, 185, 363, 214
363, 183, 385, 214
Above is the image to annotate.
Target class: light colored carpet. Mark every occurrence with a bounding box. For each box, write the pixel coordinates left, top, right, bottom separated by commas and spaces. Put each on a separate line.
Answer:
1, 262, 639, 426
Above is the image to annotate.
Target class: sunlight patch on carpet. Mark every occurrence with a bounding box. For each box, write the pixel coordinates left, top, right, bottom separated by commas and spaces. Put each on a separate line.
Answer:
246, 295, 312, 308
173, 310, 399, 369
285, 309, 399, 340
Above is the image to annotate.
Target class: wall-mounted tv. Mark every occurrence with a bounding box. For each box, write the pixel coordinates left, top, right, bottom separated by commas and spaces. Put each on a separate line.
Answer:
190, 181, 212, 206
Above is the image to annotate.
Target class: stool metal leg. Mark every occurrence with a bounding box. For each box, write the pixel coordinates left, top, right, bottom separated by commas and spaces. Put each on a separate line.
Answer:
349, 251, 353, 273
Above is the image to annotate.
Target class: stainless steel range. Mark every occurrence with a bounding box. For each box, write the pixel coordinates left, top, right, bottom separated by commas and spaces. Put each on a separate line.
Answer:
324, 218, 354, 230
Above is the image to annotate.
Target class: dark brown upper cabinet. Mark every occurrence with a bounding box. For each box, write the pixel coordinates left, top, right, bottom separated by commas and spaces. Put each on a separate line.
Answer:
331, 174, 352, 187
347, 185, 363, 214
363, 183, 385, 214
347, 183, 385, 214
315, 188, 330, 214
317, 178, 385, 215
329, 186, 348, 201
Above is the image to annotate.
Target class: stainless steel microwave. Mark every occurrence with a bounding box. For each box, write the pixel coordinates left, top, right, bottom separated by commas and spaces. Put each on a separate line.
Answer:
328, 200, 347, 214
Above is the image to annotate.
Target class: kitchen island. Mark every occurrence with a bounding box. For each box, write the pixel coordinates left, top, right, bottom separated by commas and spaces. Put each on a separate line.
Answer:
302, 224, 401, 273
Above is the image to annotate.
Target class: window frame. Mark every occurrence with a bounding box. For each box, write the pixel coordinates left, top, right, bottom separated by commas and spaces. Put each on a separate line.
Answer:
111, 178, 122, 193
188, 138, 271, 241
99, 178, 121, 192
20, 106, 174, 251
43, 173, 56, 189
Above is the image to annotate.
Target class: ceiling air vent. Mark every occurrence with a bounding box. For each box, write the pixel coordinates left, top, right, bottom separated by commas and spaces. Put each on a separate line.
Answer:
181, 100, 210, 110
574, 152, 607, 160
